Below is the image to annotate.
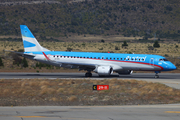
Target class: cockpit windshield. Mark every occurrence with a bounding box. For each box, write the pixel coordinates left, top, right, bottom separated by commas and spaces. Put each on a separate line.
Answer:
159, 58, 169, 61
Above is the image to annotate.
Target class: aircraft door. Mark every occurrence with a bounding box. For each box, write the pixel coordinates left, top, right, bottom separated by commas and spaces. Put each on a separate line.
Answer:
150, 58, 154, 66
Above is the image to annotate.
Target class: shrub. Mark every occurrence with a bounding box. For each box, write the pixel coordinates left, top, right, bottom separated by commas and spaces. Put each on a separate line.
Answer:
153, 40, 160, 48
148, 46, 154, 50
122, 41, 128, 47
22, 58, 28, 68
101, 39, 105, 43
66, 47, 73, 51
18, 49, 24, 52
0, 57, 4, 67
115, 46, 120, 50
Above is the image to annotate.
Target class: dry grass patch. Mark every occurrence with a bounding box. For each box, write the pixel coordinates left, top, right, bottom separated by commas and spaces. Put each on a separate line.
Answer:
0, 78, 180, 106
57, 88, 65, 93
68, 96, 77, 102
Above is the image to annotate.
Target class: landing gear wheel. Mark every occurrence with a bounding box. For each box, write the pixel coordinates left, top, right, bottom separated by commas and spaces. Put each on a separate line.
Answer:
154, 71, 160, 78
85, 72, 92, 77
154, 75, 159, 78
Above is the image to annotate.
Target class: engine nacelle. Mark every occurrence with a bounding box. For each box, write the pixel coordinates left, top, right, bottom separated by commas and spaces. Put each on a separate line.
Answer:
118, 70, 133, 75
94, 66, 113, 76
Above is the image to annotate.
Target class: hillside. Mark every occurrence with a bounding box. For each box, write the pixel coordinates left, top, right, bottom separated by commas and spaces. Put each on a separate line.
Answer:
1, 0, 180, 40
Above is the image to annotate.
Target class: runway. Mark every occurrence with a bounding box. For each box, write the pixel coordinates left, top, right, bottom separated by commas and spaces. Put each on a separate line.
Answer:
0, 72, 180, 79
0, 104, 180, 120
0, 72, 180, 89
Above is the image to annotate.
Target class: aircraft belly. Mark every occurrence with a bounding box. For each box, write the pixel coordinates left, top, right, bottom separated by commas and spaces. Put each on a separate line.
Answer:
54, 58, 162, 71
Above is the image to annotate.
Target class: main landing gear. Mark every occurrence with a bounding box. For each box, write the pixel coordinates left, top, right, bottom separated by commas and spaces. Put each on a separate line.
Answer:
85, 72, 92, 77
154, 71, 160, 78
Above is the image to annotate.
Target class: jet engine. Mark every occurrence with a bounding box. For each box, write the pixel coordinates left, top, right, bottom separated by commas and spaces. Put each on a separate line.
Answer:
118, 70, 133, 75
94, 66, 113, 76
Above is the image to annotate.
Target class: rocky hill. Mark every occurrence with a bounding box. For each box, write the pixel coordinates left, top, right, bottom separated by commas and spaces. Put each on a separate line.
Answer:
1, 0, 180, 40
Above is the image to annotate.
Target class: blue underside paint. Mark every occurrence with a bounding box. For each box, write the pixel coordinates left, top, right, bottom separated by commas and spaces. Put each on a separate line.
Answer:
23, 40, 36, 48
20, 25, 35, 38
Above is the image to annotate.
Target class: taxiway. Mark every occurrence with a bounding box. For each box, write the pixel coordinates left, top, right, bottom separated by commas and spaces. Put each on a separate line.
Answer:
0, 104, 180, 120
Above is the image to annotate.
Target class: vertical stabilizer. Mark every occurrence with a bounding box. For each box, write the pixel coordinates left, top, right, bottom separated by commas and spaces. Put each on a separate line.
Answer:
20, 25, 50, 52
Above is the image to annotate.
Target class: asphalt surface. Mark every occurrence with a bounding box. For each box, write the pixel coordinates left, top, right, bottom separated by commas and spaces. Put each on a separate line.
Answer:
0, 104, 180, 120
0, 72, 179, 79
0, 72, 180, 89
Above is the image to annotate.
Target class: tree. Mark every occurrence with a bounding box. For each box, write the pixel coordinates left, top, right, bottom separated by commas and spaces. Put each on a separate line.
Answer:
101, 39, 105, 43
122, 41, 128, 47
22, 58, 28, 68
153, 40, 160, 48
0, 57, 4, 67
115, 46, 120, 50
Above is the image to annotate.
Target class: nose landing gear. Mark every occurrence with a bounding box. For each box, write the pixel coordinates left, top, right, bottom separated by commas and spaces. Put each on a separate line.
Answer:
155, 73, 159, 78
154, 71, 160, 78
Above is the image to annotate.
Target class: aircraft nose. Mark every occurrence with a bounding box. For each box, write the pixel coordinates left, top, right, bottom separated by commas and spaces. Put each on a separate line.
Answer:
169, 64, 177, 70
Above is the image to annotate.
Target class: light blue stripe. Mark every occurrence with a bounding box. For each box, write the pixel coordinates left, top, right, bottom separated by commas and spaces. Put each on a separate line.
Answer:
23, 40, 36, 48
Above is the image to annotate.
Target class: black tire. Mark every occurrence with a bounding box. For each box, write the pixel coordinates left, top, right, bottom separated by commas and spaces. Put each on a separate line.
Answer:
85, 73, 92, 77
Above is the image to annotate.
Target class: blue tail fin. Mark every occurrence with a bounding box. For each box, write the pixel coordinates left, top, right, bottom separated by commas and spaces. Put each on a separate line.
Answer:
20, 25, 50, 52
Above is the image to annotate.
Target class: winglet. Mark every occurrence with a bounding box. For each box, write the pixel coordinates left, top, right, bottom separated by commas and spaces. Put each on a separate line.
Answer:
42, 52, 50, 61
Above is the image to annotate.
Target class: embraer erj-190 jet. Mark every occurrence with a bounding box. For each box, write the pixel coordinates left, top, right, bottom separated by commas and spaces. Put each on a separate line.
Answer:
14, 25, 176, 78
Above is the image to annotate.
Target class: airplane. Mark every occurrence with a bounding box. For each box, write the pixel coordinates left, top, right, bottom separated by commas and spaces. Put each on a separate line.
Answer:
13, 25, 177, 78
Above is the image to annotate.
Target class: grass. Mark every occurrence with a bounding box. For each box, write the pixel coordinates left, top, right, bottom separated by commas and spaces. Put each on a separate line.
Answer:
0, 78, 180, 106
1, 41, 180, 56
